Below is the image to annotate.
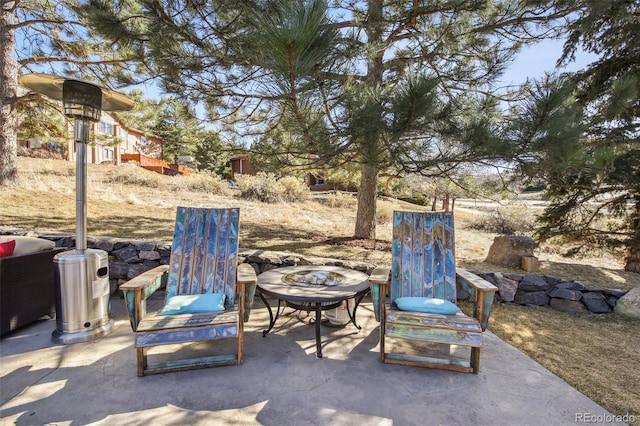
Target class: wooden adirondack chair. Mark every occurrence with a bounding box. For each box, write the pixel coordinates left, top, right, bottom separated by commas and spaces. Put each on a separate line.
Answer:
120, 207, 257, 376
369, 211, 498, 373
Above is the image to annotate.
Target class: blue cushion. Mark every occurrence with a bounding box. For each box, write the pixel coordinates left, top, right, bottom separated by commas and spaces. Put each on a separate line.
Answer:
395, 297, 461, 315
160, 293, 226, 315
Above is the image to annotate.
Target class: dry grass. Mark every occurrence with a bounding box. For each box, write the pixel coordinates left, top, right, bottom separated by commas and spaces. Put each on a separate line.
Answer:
484, 303, 640, 423
2, 157, 639, 422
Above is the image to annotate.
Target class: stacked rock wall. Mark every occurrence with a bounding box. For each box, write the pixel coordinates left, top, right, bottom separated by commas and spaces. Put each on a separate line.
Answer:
467, 271, 627, 314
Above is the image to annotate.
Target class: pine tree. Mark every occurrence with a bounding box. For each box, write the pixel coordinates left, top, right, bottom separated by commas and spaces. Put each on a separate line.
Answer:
80, 0, 575, 238
508, 0, 640, 271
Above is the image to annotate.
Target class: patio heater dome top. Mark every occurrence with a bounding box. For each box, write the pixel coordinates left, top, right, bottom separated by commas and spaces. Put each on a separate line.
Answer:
19, 73, 136, 118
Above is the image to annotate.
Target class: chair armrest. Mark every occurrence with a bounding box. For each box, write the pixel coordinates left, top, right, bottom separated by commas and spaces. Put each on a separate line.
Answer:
369, 267, 391, 284
456, 268, 498, 331
236, 263, 258, 322
369, 267, 390, 322
237, 263, 257, 284
120, 265, 169, 291
120, 265, 169, 331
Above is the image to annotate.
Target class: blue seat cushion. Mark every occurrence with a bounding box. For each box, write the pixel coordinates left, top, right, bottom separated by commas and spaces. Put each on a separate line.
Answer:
395, 297, 461, 315
160, 293, 226, 315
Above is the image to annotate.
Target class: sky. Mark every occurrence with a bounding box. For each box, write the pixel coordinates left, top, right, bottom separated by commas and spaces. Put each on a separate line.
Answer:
500, 38, 598, 86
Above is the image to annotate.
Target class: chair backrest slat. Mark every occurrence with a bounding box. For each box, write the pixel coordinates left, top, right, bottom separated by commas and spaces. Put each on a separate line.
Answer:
391, 211, 456, 303
166, 207, 239, 306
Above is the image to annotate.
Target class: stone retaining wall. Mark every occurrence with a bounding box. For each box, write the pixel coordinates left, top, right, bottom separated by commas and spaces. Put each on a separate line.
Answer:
467, 271, 627, 314
0, 228, 630, 315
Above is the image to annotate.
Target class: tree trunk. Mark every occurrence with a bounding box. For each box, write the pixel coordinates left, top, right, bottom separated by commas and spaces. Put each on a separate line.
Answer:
624, 198, 640, 273
354, 163, 378, 239
626, 246, 640, 273
1, 7, 18, 186
352, 0, 383, 240
442, 194, 450, 211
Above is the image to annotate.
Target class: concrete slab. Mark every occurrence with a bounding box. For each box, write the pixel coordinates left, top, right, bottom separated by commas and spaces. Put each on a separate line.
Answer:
0, 296, 624, 426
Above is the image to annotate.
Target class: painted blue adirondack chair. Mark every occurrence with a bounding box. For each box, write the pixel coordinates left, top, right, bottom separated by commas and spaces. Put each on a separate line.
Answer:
369, 211, 498, 373
120, 207, 257, 376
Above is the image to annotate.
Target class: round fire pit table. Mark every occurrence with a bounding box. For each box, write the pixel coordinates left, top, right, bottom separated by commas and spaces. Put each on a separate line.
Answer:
257, 265, 370, 358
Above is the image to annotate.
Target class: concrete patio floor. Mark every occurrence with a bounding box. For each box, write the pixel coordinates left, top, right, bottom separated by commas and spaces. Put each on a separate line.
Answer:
0, 295, 624, 426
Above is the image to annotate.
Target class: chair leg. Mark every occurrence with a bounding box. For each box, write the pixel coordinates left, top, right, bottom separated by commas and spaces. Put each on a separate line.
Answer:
237, 334, 244, 365
470, 347, 481, 374
238, 289, 246, 365
379, 319, 386, 363
137, 347, 147, 377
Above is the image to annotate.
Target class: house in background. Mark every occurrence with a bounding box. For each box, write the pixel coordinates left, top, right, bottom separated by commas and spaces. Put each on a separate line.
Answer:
305, 173, 329, 191
99, 116, 193, 175
17, 91, 197, 176
228, 153, 356, 192
117, 122, 163, 160
18, 109, 157, 165
72, 111, 138, 165
229, 155, 254, 179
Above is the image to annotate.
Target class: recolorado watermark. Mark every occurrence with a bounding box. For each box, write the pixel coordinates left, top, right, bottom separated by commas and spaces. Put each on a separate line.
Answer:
575, 412, 636, 423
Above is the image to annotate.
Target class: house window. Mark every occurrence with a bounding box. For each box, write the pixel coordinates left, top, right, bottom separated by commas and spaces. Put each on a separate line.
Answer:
118, 128, 129, 149
103, 148, 114, 160
98, 122, 113, 135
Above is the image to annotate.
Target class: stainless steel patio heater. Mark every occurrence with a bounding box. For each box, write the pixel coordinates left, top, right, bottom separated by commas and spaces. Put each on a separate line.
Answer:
19, 74, 135, 344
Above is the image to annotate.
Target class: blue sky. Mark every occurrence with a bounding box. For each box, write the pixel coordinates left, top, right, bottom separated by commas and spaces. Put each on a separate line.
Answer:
500, 38, 598, 86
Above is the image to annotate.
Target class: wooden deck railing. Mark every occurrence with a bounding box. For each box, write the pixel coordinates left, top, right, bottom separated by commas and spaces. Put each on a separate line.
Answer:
121, 153, 194, 176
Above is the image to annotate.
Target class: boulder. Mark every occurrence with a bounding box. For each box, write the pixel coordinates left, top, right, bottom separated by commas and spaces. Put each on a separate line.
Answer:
554, 281, 586, 292
139, 250, 161, 260
243, 249, 284, 265
109, 278, 119, 295
95, 240, 115, 252
582, 292, 611, 314
504, 273, 524, 281
108, 260, 130, 280
548, 288, 582, 301
126, 263, 155, 280
550, 298, 588, 314
472, 272, 499, 287
514, 290, 549, 306
605, 289, 627, 298
113, 240, 130, 250
135, 241, 157, 251
606, 296, 619, 308
112, 246, 139, 263
484, 235, 537, 268
519, 275, 551, 292
57, 236, 75, 248
494, 273, 519, 302
614, 288, 640, 319
545, 275, 564, 286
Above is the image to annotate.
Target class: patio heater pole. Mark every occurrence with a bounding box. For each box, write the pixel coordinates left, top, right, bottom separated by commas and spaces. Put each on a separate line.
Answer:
63, 79, 103, 253
75, 120, 88, 252
19, 74, 135, 344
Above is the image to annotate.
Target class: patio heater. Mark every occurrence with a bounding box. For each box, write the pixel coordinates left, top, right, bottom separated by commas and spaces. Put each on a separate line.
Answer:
19, 74, 135, 344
